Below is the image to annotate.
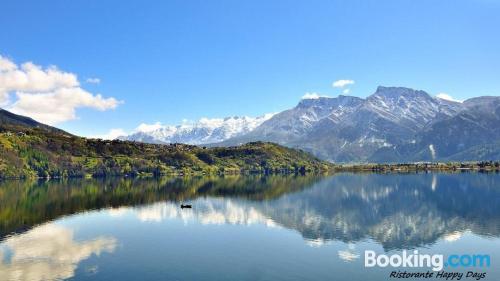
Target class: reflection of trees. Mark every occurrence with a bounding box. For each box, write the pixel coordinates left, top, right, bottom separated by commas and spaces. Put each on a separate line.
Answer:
0, 224, 116, 281
108, 173, 500, 250
1, 173, 499, 251
0, 175, 321, 238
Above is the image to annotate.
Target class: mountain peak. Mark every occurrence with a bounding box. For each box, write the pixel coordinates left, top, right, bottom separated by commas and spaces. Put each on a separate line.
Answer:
373, 86, 431, 99
118, 85, 499, 163
297, 95, 363, 109
297, 96, 333, 108
464, 96, 500, 106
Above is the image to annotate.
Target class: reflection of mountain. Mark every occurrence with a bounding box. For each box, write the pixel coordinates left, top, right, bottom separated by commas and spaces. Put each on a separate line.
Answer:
1, 174, 500, 251
0, 175, 320, 238
254, 174, 500, 250
132, 199, 277, 227
0, 224, 116, 281
119, 174, 500, 250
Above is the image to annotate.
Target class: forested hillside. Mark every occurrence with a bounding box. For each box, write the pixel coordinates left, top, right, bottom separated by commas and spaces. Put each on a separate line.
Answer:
0, 118, 330, 179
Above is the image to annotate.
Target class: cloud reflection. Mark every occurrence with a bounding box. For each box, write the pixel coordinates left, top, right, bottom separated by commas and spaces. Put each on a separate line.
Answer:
0, 224, 117, 281
133, 198, 278, 227
338, 250, 360, 262
443, 231, 464, 242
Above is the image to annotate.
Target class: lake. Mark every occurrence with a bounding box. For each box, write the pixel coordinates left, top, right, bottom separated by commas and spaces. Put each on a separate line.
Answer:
0, 173, 499, 281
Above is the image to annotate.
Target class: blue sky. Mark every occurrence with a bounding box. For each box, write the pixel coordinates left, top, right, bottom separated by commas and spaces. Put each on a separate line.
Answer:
1, 0, 499, 137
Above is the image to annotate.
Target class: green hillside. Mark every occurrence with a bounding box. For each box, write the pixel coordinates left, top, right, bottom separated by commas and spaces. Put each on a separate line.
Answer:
0, 121, 330, 179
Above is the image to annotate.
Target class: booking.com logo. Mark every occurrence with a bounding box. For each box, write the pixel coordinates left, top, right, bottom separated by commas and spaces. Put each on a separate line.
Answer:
365, 250, 491, 271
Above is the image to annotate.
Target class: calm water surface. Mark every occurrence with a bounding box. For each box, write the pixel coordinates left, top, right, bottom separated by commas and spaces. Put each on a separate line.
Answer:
0, 173, 499, 281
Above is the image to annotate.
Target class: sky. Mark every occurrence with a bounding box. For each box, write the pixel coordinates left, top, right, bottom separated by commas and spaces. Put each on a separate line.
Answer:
1, 0, 499, 138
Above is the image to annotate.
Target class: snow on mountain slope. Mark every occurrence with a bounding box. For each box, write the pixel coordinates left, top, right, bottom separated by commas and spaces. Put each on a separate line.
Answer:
121, 114, 274, 145
361, 86, 461, 130
120, 86, 499, 162
225, 95, 365, 145
221, 86, 492, 162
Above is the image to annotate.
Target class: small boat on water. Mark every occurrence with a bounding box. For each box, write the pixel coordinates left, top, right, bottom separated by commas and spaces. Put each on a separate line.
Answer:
180, 204, 192, 209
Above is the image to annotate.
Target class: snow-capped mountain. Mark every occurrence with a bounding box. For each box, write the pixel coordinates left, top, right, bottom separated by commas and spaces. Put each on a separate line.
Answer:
220, 86, 500, 162
228, 95, 364, 144
121, 86, 500, 162
120, 114, 274, 145
361, 86, 459, 129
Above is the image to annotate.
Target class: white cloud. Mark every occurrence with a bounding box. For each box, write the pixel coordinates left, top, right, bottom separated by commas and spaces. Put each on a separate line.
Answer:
0, 56, 17, 71
342, 88, 350, 94
332, 79, 355, 88
436, 93, 463, 103
86, 77, 100, 84
90, 128, 127, 140
0, 58, 78, 93
301, 92, 329, 99
9, 89, 121, 125
0, 55, 121, 125
135, 122, 164, 133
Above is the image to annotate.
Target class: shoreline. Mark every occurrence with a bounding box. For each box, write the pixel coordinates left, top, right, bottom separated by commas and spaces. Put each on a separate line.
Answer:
331, 161, 500, 173
1, 161, 499, 180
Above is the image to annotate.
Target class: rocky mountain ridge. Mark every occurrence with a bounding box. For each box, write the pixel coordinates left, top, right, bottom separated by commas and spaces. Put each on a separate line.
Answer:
221, 86, 500, 162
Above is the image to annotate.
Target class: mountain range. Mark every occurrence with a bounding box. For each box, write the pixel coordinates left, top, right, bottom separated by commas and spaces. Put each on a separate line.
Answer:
122, 86, 500, 163
120, 115, 274, 145
0, 109, 329, 178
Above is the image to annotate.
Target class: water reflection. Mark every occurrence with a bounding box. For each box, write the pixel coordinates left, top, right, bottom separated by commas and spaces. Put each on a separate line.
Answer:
1, 173, 500, 251
336, 243, 360, 262
263, 173, 500, 249
0, 175, 319, 238
130, 199, 278, 227
0, 224, 116, 281
1, 173, 499, 280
